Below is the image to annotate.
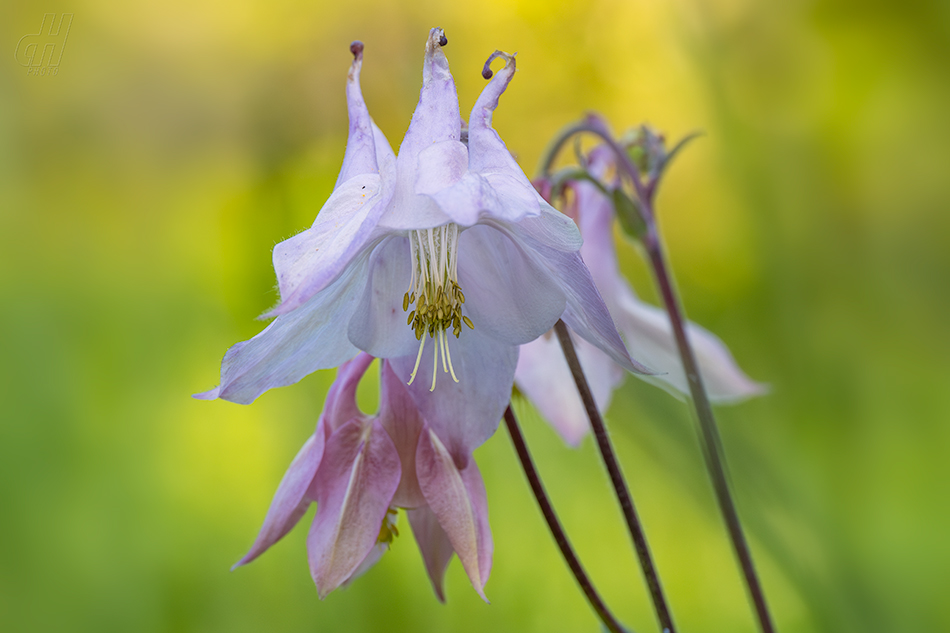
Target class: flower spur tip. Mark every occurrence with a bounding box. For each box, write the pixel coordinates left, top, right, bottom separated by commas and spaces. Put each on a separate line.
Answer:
350, 41, 363, 59
481, 50, 515, 80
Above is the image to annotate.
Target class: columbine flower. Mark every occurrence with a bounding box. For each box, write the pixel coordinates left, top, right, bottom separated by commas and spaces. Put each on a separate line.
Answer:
196, 29, 648, 458
515, 145, 766, 445
234, 353, 492, 601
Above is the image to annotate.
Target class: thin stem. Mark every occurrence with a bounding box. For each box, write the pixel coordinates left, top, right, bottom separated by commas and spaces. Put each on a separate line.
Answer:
554, 320, 676, 633
504, 406, 629, 633
540, 119, 777, 633
642, 228, 776, 633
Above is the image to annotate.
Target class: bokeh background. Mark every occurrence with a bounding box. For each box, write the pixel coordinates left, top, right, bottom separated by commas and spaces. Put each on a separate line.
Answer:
2, 0, 949, 631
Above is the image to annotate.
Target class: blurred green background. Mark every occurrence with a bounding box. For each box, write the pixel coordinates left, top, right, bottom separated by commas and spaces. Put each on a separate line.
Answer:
2, 0, 949, 631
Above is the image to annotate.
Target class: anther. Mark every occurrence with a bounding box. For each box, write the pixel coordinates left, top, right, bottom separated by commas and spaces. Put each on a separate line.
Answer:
439, 34, 448, 47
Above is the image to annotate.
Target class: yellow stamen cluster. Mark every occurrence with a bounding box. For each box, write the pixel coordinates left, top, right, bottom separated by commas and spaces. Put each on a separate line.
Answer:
403, 223, 475, 390
376, 507, 399, 545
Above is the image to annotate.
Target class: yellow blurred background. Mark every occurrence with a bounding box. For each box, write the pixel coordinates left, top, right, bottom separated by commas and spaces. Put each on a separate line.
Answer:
2, 0, 949, 631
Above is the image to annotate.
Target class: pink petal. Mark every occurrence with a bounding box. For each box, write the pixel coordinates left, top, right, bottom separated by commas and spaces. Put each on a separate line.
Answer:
378, 360, 426, 509
232, 426, 327, 569
407, 505, 455, 602
416, 428, 493, 601
322, 352, 375, 433
307, 419, 401, 598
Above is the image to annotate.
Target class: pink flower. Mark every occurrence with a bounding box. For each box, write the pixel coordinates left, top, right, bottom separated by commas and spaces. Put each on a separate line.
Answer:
516, 146, 766, 445
234, 353, 492, 601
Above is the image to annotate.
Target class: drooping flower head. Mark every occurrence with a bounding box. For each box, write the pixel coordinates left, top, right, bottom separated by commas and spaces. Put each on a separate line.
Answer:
196, 29, 650, 459
516, 144, 766, 445
235, 353, 493, 601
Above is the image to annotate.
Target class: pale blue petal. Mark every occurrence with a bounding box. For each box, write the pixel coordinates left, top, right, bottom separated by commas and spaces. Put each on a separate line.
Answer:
193, 254, 370, 404
501, 214, 653, 375
464, 51, 539, 224
347, 237, 420, 359
335, 44, 378, 187
397, 28, 460, 166
457, 224, 566, 346
612, 284, 768, 403
389, 325, 517, 459
267, 174, 386, 317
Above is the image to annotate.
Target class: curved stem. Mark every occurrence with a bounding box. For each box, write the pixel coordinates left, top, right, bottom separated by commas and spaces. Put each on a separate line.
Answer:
504, 406, 629, 633
554, 321, 676, 633
537, 117, 651, 211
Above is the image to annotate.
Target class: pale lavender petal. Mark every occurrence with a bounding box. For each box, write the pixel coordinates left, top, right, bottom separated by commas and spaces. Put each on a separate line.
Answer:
570, 156, 764, 403
322, 352, 375, 433
555, 248, 652, 375
414, 140, 468, 197
464, 51, 539, 224
416, 429, 492, 601
308, 419, 401, 598
378, 28, 459, 233
407, 505, 455, 602
572, 178, 621, 290
457, 224, 566, 346
334, 43, 378, 188
515, 331, 622, 446
264, 44, 398, 317
510, 201, 583, 253
232, 427, 326, 569
502, 216, 654, 376
613, 286, 767, 403
346, 237, 420, 359
372, 121, 396, 184
378, 360, 426, 509
427, 171, 539, 227
397, 28, 460, 166
389, 325, 517, 460
377, 187, 453, 232
266, 174, 386, 317
193, 254, 370, 404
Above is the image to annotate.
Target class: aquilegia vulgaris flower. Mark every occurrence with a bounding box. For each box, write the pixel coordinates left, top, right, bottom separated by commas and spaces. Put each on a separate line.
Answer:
515, 145, 765, 445
196, 28, 650, 461
236, 353, 492, 600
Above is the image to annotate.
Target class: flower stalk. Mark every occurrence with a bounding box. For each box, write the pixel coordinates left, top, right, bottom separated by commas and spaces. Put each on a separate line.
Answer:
503, 405, 629, 633
539, 117, 776, 633
554, 321, 676, 633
